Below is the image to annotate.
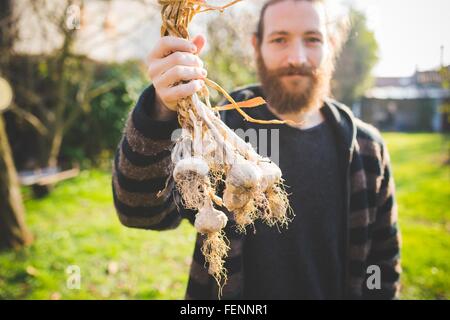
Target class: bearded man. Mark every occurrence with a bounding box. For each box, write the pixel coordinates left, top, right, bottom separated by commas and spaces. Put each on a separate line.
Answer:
112, 0, 401, 300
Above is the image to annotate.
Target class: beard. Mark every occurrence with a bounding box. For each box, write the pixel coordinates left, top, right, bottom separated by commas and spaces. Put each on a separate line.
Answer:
256, 50, 333, 115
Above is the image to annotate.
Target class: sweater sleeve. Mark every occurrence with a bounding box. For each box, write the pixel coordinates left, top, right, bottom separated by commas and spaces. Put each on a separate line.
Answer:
364, 141, 401, 299
112, 85, 184, 231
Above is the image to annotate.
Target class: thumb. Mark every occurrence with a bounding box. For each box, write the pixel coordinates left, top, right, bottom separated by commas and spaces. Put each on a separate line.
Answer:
191, 34, 206, 55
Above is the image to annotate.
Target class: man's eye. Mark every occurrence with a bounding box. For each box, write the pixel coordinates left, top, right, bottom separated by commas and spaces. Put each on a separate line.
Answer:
306, 38, 322, 44
271, 38, 286, 44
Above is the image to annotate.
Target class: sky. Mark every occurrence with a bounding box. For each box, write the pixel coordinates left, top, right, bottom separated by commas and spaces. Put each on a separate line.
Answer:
345, 0, 450, 77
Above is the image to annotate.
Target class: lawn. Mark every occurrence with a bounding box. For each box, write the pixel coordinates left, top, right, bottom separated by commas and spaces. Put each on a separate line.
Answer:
382, 133, 449, 299
0, 133, 448, 300
0, 171, 196, 299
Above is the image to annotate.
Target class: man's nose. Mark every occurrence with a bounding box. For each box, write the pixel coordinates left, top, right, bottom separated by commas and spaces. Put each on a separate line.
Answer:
286, 41, 307, 65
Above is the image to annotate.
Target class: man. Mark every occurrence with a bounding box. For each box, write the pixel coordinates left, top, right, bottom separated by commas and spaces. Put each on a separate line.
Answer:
112, 0, 401, 299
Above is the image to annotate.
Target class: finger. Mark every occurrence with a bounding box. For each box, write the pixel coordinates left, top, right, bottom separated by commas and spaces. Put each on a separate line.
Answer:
157, 65, 207, 88
162, 80, 205, 102
150, 36, 197, 59
148, 51, 204, 79
191, 34, 206, 55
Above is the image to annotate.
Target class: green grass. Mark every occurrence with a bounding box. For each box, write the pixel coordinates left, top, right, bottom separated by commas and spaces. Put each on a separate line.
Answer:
0, 133, 448, 300
0, 170, 196, 299
382, 133, 449, 300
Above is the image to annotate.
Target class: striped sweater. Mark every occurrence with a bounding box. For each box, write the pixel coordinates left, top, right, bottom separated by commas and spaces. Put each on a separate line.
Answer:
112, 85, 401, 300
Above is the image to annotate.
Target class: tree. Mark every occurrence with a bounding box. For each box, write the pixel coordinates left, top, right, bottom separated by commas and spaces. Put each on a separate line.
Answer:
1, 0, 156, 168
203, 8, 257, 103
0, 0, 32, 250
0, 113, 33, 250
4, 0, 105, 168
332, 8, 379, 107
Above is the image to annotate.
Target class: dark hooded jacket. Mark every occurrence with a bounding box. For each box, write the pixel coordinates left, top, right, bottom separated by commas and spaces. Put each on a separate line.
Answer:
112, 85, 401, 300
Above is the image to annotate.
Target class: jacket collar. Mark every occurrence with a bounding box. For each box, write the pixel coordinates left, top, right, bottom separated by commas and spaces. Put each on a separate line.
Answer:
321, 99, 357, 164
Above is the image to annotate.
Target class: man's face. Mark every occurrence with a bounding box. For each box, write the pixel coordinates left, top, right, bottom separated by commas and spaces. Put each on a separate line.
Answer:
254, 0, 333, 114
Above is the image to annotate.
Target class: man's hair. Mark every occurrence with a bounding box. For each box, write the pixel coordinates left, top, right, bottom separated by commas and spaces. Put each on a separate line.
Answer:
254, 0, 349, 58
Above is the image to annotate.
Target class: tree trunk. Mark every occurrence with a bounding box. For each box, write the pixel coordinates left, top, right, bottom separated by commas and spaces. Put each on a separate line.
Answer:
0, 115, 33, 250
47, 125, 64, 168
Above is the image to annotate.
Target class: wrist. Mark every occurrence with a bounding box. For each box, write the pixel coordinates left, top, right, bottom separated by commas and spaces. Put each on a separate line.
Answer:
153, 94, 177, 121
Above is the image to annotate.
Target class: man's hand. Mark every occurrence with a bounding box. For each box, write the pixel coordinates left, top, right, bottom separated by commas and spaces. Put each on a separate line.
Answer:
147, 35, 207, 120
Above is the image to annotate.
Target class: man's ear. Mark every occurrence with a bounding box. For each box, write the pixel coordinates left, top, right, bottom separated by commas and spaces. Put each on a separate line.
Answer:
252, 33, 262, 63
251, 33, 258, 52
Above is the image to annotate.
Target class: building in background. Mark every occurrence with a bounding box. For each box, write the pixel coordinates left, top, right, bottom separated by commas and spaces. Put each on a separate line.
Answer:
355, 65, 450, 132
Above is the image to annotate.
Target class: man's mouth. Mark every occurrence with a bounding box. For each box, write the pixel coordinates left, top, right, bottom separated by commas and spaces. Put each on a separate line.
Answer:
281, 70, 312, 78
283, 74, 304, 78
282, 74, 309, 83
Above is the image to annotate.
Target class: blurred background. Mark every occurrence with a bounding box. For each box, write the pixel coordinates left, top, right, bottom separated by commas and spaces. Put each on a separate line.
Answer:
0, 0, 448, 300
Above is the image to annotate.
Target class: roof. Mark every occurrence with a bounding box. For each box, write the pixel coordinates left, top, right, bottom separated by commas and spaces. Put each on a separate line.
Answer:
375, 77, 414, 87
365, 65, 450, 100
416, 65, 450, 85
364, 86, 450, 100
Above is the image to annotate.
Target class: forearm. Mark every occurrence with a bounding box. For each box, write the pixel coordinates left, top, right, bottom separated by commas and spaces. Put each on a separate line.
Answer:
112, 85, 182, 230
